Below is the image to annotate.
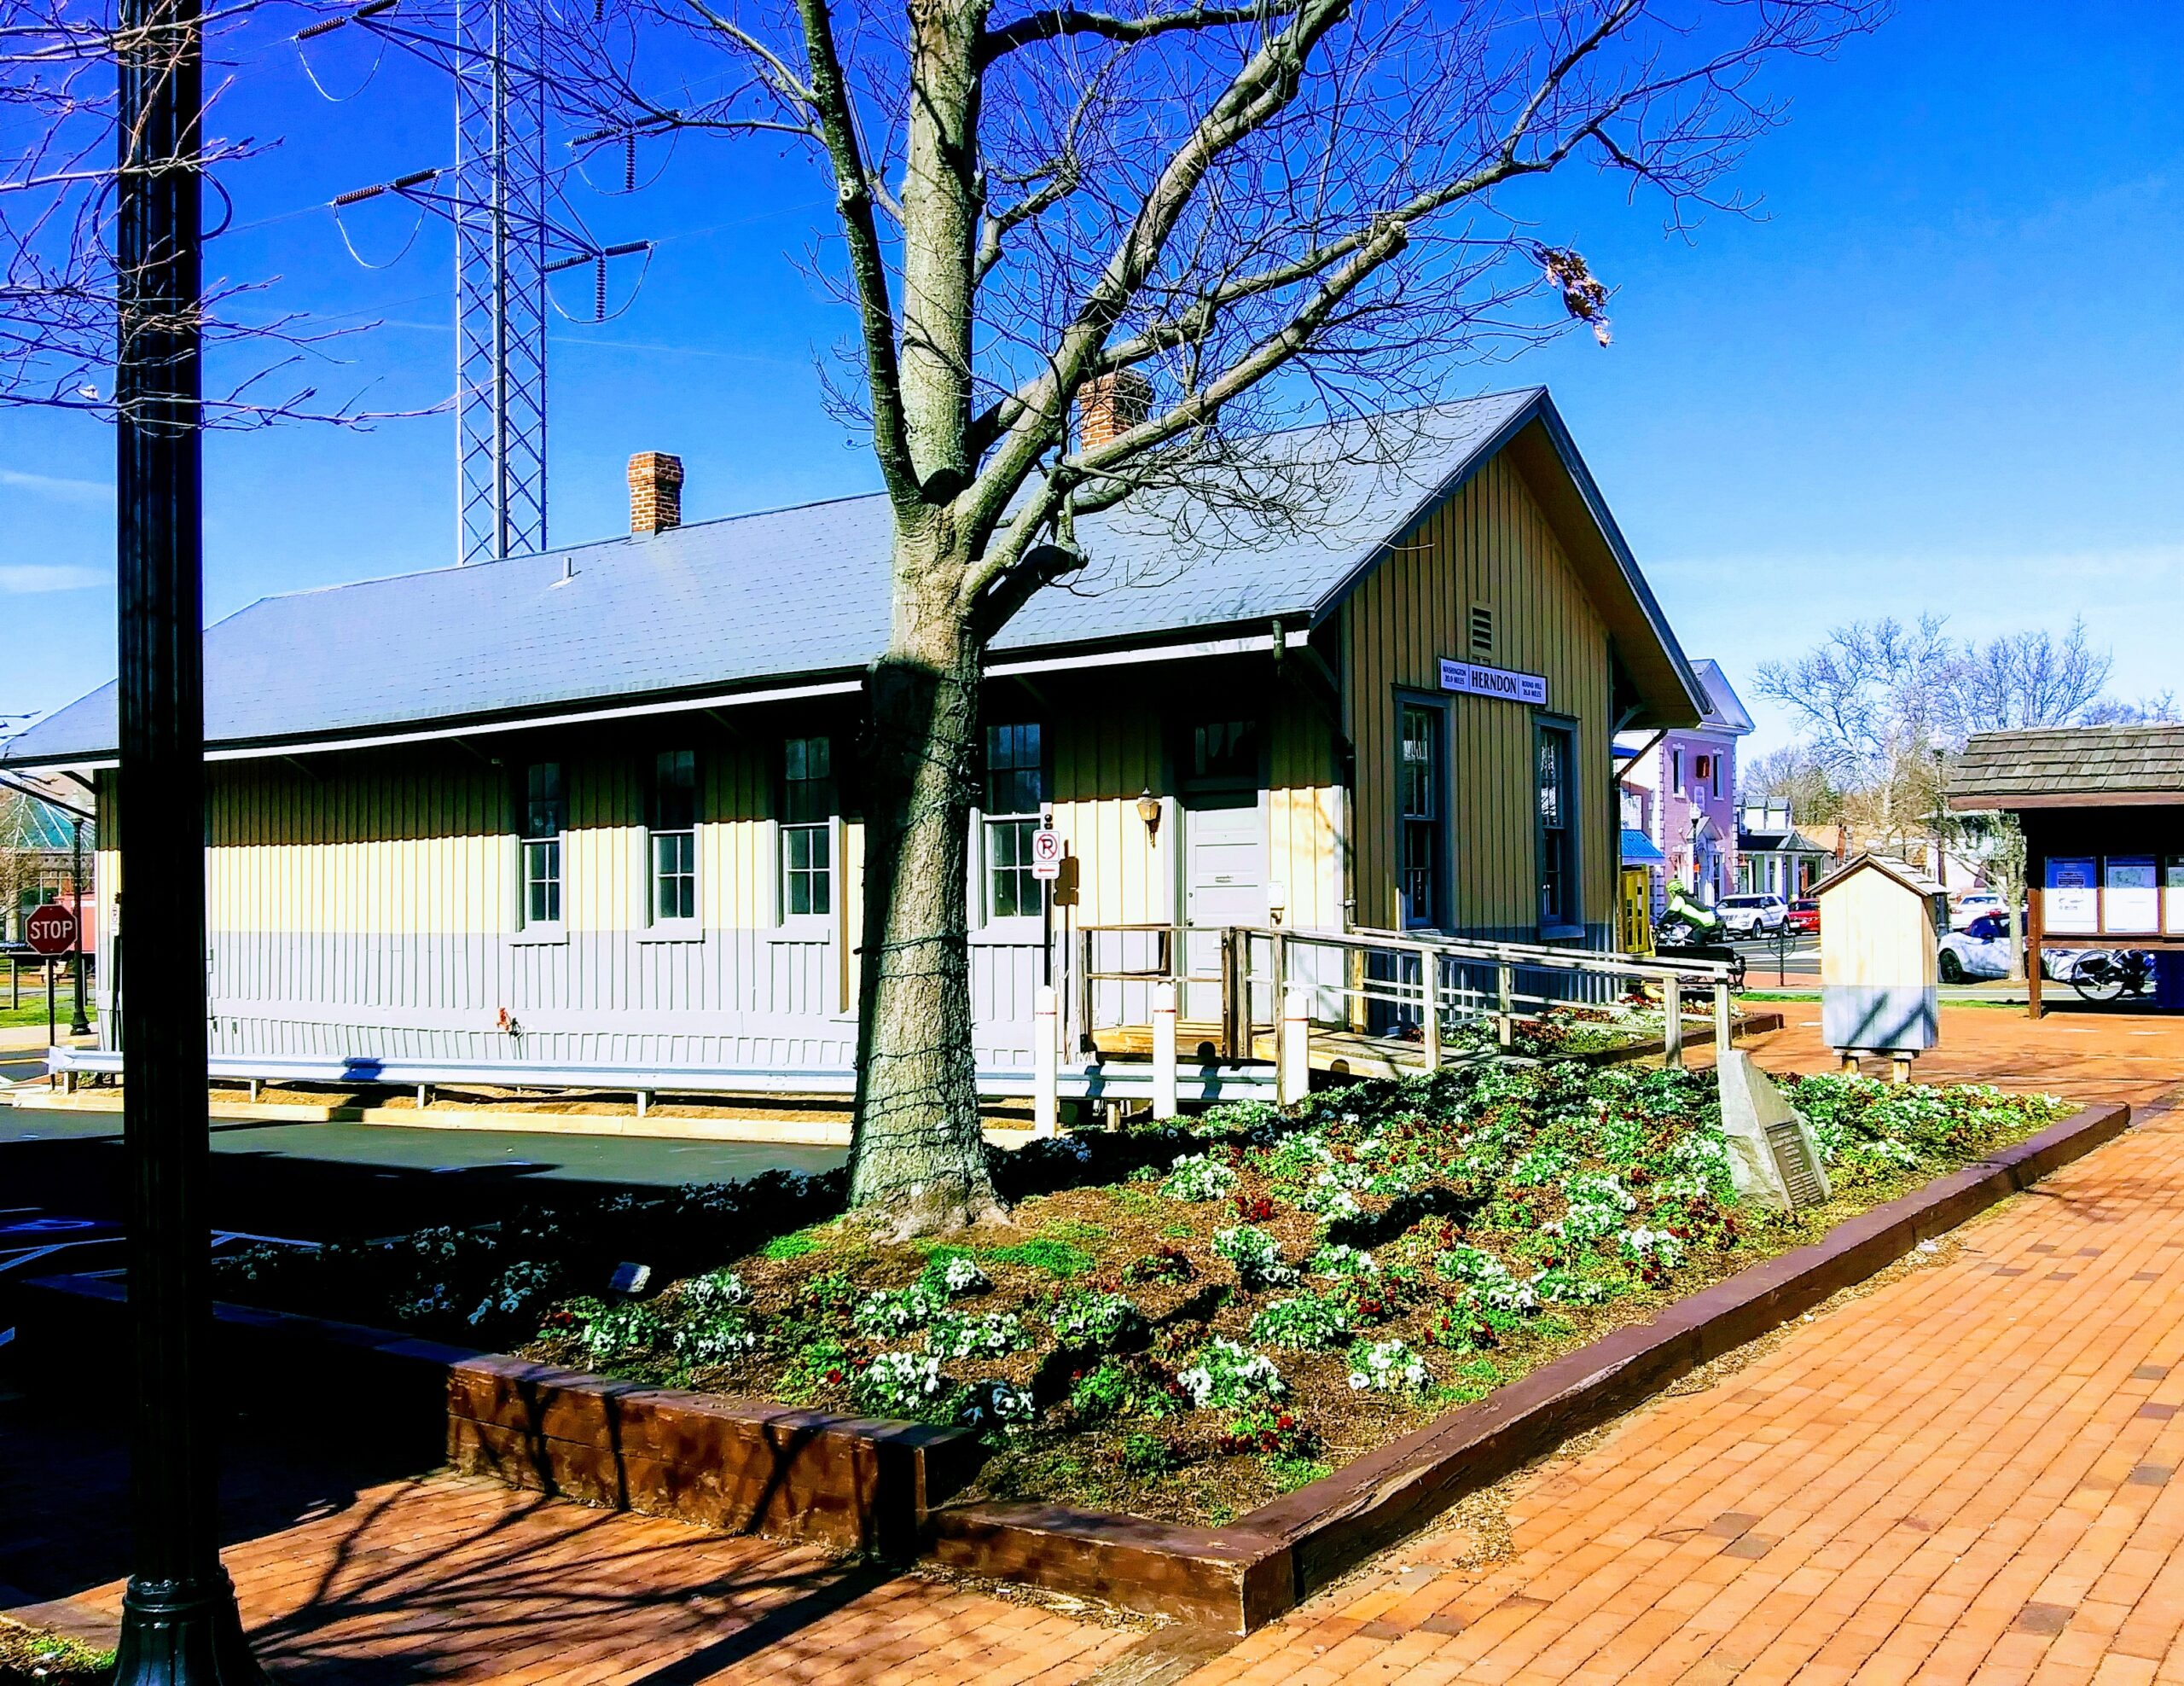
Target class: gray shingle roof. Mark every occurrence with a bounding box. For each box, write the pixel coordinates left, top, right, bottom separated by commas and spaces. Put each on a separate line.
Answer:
3, 387, 1700, 767
1949, 725, 2184, 808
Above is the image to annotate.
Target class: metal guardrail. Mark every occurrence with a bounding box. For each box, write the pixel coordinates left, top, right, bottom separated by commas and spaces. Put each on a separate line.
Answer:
1076, 921, 1744, 1071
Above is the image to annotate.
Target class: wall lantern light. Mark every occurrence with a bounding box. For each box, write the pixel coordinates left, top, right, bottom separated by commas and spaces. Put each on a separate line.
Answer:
1136, 788, 1162, 842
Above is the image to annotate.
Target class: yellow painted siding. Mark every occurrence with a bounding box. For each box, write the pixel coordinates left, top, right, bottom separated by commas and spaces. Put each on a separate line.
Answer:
1045, 681, 1342, 930
204, 755, 511, 936
181, 741, 814, 938
1268, 688, 1343, 930
700, 737, 780, 928
1049, 693, 1166, 925
1342, 451, 1614, 937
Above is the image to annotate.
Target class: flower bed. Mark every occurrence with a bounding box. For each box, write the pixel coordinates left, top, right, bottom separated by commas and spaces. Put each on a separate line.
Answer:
426, 1065, 2060, 1529
1451, 997, 1757, 1060
208, 1061, 2066, 1530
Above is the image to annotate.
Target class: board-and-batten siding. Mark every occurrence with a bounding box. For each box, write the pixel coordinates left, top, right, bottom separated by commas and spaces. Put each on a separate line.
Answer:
95, 742, 1041, 1073
1342, 450, 1614, 943
1048, 680, 1340, 930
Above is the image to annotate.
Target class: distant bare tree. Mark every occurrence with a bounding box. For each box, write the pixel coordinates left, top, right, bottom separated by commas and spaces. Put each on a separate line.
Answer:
1758, 614, 2159, 979
1741, 743, 1841, 826
1950, 620, 2112, 735
550, 0, 1888, 1231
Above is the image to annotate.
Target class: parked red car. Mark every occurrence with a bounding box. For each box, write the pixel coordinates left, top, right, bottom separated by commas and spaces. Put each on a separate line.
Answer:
1786, 898, 1820, 935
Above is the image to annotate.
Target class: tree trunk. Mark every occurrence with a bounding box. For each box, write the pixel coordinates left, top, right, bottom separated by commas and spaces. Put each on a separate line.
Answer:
848, 544, 1004, 1234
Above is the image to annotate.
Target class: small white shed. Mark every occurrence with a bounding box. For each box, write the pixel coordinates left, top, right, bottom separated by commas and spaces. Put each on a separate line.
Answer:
1815, 854, 1945, 1071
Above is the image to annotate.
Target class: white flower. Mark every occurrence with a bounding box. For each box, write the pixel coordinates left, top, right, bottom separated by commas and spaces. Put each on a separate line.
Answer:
1619, 1226, 1687, 1268
1161, 1153, 1238, 1202
922, 1310, 1024, 1360
680, 1269, 750, 1313
1307, 1243, 1380, 1279
1347, 1338, 1431, 1392
938, 1254, 990, 1295
855, 1351, 945, 1416
958, 1378, 1036, 1427
1176, 1338, 1286, 1409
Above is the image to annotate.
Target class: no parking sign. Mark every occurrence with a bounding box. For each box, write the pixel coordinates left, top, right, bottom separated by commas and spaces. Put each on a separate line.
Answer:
1031, 827, 1064, 881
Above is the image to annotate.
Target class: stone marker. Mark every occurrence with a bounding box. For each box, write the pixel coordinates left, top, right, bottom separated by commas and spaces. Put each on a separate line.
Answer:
1717, 1049, 1832, 1212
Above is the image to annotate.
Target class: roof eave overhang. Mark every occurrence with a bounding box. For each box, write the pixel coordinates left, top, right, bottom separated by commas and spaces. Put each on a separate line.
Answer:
1949, 791, 2184, 812
0, 622, 1292, 774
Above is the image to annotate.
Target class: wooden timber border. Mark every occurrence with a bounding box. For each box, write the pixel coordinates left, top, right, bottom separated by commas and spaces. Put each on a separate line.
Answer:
7, 1098, 2129, 1633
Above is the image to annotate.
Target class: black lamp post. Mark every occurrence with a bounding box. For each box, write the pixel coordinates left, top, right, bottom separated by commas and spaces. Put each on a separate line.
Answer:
109, 0, 264, 1672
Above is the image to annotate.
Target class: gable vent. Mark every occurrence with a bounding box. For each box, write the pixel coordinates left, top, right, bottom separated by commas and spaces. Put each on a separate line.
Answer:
1468, 602, 1494, 656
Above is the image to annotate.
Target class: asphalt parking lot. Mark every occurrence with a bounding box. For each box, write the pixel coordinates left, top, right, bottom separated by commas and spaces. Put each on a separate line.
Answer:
0, 1102, 846, 1243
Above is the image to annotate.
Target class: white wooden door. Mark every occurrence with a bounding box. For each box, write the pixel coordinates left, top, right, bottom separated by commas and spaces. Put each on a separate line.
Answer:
1183, 795, 1266, 1026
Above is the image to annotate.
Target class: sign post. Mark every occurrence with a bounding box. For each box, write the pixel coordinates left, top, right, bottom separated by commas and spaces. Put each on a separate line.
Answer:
28, 903, 77, 1061
1031, 821, 1063, 987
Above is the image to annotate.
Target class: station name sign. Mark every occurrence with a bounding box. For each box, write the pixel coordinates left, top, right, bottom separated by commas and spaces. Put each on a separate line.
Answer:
1438, 658, 1548, 706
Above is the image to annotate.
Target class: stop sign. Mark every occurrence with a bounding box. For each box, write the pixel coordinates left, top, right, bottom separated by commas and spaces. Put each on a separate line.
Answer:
25, 901, 78, 956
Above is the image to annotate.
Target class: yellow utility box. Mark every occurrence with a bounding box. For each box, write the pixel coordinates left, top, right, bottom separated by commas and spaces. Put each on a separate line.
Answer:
1618, 867, 1655, 956
1814, 854, 1946, 1074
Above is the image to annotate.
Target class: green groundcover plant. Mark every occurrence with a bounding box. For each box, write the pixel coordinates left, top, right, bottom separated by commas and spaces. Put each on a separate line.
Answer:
0, 1620, 111, 1686
211, 1059, 2069, 1526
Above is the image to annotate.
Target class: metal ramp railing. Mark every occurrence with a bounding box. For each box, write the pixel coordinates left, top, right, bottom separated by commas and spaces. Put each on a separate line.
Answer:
1075, 921, 1745, 1080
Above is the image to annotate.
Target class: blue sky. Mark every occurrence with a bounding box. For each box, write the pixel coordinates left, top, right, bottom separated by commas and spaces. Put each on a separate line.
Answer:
3, 1, 2180, 753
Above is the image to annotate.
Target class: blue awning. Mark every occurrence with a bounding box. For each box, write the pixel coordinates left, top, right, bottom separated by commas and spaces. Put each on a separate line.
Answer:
1621, 828, 1665, 865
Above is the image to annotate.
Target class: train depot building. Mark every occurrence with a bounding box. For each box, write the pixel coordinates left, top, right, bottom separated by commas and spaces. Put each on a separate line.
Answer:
3, 387, 1710, 1100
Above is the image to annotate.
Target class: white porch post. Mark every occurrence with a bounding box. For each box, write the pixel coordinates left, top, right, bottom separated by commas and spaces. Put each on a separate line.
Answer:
1151, 980, 1178, 1119
1033, 984, 1059, 1136
1279, 985, 1310, 1106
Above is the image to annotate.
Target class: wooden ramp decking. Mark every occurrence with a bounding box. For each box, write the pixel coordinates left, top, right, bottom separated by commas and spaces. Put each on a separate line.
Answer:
1089, 1021, 1436, 1081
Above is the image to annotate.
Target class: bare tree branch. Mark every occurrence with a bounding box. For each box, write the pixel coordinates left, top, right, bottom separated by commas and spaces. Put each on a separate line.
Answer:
977, 0, 1302, 63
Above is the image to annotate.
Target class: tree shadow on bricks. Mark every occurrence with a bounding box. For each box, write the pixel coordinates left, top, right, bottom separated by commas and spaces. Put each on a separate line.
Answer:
243, 1480, 891, 1685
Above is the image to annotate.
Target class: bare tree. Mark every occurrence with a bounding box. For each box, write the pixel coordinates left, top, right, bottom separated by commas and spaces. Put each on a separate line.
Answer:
2, 0, 402, 423
1951, 620, 2112, 735
1758, 614, 2157, 979
1741, 742, 1840, 826
545, 0, 1885, 1232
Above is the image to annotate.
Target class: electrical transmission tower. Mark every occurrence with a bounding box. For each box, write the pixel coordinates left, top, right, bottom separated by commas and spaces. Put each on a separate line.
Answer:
305, 0, 654, 565
453, 0, 549, 564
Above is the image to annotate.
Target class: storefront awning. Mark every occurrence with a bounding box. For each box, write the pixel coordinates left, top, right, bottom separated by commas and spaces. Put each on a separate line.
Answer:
1621, 828, 1665, 865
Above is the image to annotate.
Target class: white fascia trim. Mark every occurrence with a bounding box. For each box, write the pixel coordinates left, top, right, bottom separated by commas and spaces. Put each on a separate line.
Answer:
987, 631, 1275, 677
38, 678, 867, 773
32, 631, 1280, 774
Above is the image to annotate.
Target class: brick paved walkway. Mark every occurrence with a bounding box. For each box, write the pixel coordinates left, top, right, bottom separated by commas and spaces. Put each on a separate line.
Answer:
3, 1441, 1139, 1684
1733, 1002, 2184, 1112
1179, 1014, 2184, 1686
5, 1003, 2179, 1684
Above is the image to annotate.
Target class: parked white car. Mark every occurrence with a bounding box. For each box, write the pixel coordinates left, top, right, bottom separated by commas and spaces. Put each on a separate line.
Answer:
1939, 912, 2069, 984
1950, 892, 2003, 929
1937, 912, 2014, 981
1715, 893, 1790, 937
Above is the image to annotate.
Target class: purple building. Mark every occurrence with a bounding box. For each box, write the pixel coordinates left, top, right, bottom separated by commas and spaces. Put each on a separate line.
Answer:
1615, 658, 1754, 910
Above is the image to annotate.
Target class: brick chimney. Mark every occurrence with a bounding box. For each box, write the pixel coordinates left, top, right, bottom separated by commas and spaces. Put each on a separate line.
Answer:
1075, 370, 1153, 452
628, 451, 684, 535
